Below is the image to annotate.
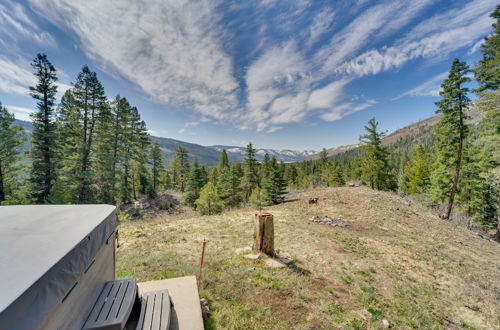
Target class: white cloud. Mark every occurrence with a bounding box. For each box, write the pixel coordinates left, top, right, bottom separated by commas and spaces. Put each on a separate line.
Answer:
394, 72, 448, 100
0, 0, 56, 49
0, 57, 34, 95
29, 0, 238, 121
244, 41, 309, 128
321, 100, 377, 122
0, 56, 72, 98
307, 8, 335, 45
6, 105, 34, 121
307, 79, 350, 110
23, 0, 496, 132
336, 0, 496, 77
468, 39, 485, 55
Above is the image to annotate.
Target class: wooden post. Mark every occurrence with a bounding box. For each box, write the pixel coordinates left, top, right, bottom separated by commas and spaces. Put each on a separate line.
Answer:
199, 239, 206, 280
253, 213, 275, 257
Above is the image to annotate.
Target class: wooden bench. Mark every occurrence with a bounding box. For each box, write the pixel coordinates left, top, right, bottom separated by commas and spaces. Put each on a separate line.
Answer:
83, 278, 137, 330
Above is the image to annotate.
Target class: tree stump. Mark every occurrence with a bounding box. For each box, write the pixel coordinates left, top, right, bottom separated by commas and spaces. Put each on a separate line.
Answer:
253, 213, 275, 257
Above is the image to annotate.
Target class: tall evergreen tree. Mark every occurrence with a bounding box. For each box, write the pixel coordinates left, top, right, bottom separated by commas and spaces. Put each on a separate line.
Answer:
401, 144, 431, 195
430, 59, 471, 220
0, 103, 25, 203
241, 142, 259, 201
151, 142, 164, 196
359, 118, 393, 190
262, 156, 287, 205
184, 157, 203, 205
474, 6, 500, 93
217, 149, 229, 172
172, 147, 190, 192
228, 161, 243, 207
29, 53, 58, 203
69, 65, 108, 202
474, 6, 500, 240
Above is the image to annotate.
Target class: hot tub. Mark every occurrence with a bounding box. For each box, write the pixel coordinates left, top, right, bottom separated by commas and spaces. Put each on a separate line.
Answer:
0, 205, 117, 329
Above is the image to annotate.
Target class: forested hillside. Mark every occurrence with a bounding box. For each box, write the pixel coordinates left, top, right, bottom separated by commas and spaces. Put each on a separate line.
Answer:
1, 6, 498, 241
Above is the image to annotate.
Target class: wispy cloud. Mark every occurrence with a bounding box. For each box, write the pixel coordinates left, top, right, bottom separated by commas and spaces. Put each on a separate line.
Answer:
337, 0, 496, 77
0, 56, 71, 98
307, 7, 335, 46
468, 39, 485, 55
22, 0, 497, 133
0, 0, 56, 50
30, 0, 238, 122
320, 100, 377, 122
394, 72, 448, 100
6, 105, 34, 121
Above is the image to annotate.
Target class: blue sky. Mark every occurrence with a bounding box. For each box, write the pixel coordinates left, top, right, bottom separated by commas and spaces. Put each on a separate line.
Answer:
0, 0, 496, 150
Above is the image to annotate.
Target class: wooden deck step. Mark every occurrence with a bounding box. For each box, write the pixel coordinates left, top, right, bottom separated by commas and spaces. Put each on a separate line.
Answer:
83, 278, 137, 330
136, 289, 172, 330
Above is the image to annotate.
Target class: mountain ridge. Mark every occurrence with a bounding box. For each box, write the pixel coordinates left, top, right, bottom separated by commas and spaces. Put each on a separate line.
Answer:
13, 119, 317, 166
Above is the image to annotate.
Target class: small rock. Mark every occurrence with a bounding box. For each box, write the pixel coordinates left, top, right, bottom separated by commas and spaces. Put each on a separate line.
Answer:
235, 246, 252, 254
276, 257, 293, 265
351, 264, 362, 271
382, 319, 391, 328
360, 309, 373, 319
265, 258, 286, 268
243, 253, 260, 260
200, 298, 211, 320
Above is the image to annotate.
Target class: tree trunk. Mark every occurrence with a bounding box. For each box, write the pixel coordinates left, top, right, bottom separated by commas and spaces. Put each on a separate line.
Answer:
0, 161, 5, 203
253, 213, 275, 257
444, 104, 465, 220
495, 224, 500, 242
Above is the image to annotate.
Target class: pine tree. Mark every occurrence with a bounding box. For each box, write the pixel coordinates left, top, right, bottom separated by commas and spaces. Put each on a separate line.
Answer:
456, 146, 494, 227
359, 118, 392, 190
109, 96, 132, 203
217, 149, 229, 173
474, 5, 500, 93
172, 147, 190, 192
241, 142, 259, 201
195, 182, 224, 215
184, 157, 203, 205
123, 106, 150, 201
216, 161, 233, 205
29, 53, 58, 203
228, 161, 243, 207
401, 144, 431, 195
262, 156, 287, 205
261, 152, 271, 181
430, 58, 471, 220
249, 186, 266, 209
0, 103, 25, 203
474, 6, 500, 240
151, 142, 164, 197
284, 164, 299, 188
331, 160, 345, 186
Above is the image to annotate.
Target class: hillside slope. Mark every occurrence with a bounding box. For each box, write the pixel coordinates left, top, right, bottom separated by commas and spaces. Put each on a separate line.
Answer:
116, 187, 500, 329
309, 106, 482, 160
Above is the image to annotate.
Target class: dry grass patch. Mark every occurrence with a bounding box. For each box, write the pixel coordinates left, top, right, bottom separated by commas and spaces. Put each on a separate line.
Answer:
117, 187, 500, 329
